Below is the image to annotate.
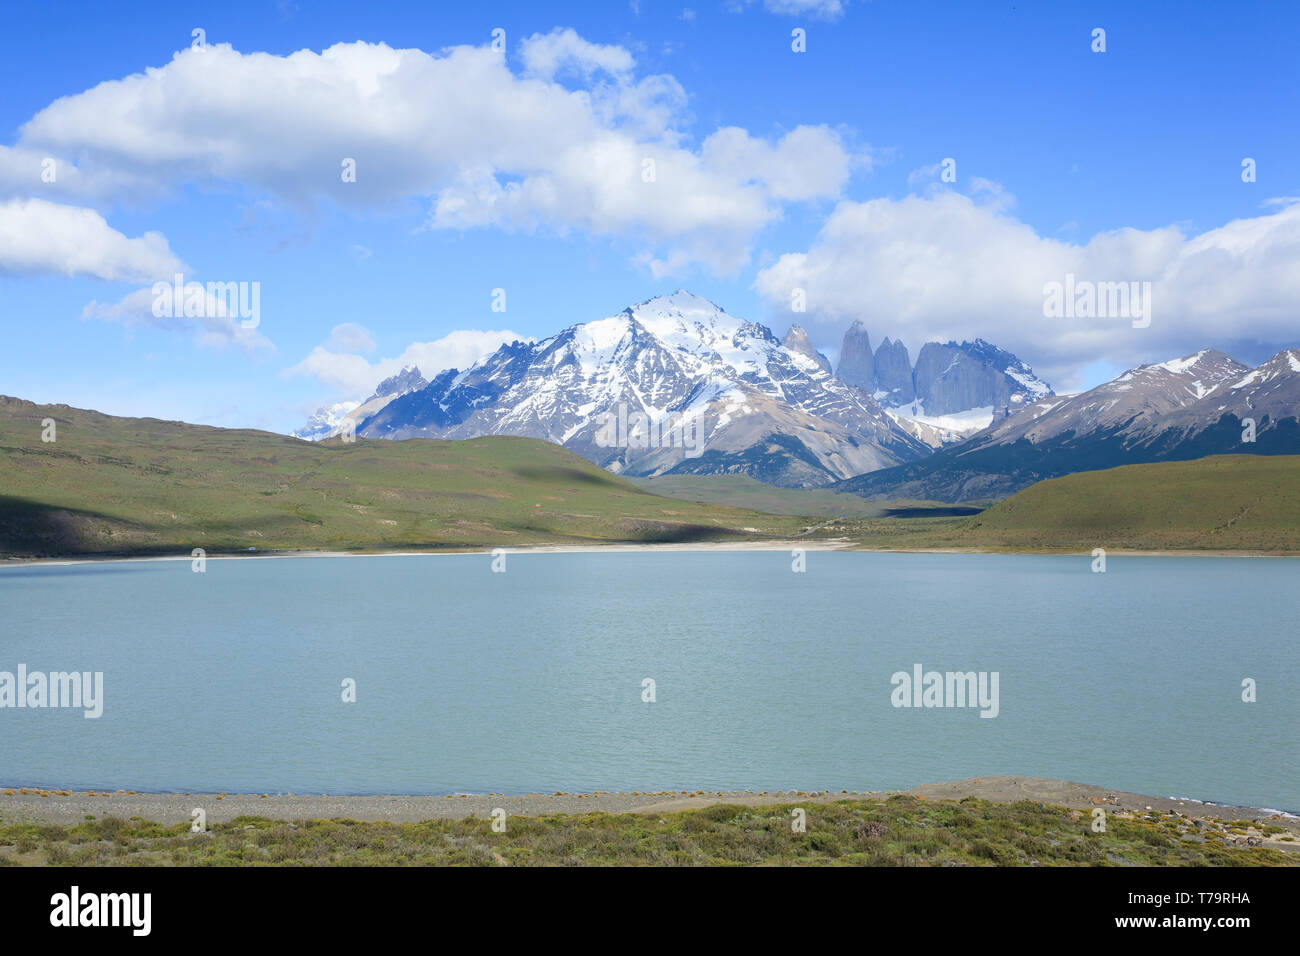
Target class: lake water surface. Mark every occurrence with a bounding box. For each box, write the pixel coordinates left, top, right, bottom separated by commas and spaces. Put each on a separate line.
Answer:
0, 552, 1295, 810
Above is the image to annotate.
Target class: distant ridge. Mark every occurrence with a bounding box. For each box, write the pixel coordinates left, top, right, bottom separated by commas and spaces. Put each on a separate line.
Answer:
836, 348, 1300, 501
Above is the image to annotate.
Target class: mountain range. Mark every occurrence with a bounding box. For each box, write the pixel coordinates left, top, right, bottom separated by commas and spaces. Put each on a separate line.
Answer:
834, 321, 1054, 446
324, 292, 931, 488
295, 365, 429, 441
295, 291, 1299, 498
838, 348, 1300, 501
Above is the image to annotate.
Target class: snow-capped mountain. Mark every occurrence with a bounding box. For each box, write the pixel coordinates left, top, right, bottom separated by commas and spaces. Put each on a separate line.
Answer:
969, 349, 1249, 448
781, 325, 832, 375
837, 348, 1300, 501
834, 325, 1053, 447
351, 291, 931, 487
1131, 348, 1300, 454
294, 365, 428, 441
293, 400, 361, 441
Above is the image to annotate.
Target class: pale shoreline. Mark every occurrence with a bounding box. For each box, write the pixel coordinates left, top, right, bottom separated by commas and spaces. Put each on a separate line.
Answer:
1, 777, 1296, 848
3, 541, 1296, 568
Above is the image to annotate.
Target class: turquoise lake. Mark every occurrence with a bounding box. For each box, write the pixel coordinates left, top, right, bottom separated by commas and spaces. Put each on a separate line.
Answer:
0, 551, 1295, 810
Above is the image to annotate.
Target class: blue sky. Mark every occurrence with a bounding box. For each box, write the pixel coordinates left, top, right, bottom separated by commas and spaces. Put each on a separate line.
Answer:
1, 0, 1297, 432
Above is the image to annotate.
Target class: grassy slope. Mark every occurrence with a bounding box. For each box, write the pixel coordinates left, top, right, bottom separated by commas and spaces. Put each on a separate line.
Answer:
0, 397, 810, 558
948, 454, 1300, 553
2, 796, 1294, 866
629, 474, 986, 518
4, 396, 1296, 557
760, 455, 1300, 553
630, 474, 877, 516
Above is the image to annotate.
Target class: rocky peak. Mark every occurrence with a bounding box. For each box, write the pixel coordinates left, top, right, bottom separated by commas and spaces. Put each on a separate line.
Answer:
835, 319, 875, 391
872, 337, 915, 405
912, 340, 1051, 417
782, 325, 832, 374
367, 365, 427, 403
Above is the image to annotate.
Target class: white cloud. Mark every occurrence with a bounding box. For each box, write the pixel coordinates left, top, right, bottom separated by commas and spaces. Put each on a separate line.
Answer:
519, 28, 634, 80
82, 284, 274, 353
0, 146, 156, 203
0, 197, 183, 281
12, 39, 858, 275
765, 0, 847, 18
754, 191, 1300, 384
906, 162, 942, 185
285, 328, 528, 397
967, 177, 1015, 210
729, 0, 847, 21
701, 126, 856, 201
324, 322, 376, 353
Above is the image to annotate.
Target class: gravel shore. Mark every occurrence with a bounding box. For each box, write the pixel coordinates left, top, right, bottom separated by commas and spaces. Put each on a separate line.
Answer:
3, 776, 1296, 834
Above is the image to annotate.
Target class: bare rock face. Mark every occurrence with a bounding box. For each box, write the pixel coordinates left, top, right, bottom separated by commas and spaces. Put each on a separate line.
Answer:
781, 325, 832, 375
835, 320, 875, 391
872, 337, 914, 405
368, 365, 427, 403
911, 340, 1050, 417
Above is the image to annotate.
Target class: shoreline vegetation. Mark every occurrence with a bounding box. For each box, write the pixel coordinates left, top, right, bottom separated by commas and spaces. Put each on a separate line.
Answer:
3, 541, 1297, 569
2, 397, 1298, 559
2, 778, 1296, 866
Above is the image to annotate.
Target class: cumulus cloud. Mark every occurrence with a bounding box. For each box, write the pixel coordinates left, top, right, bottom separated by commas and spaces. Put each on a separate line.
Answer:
82, 283, 274, 353
285, 327, 529, 397
701, 126, 856, 201
0, 195, 272, 355
12, 39, 859, 275
0, 146, 158, 204
0, 197, 183, 281
754, 191, 1300, 385
519, 28, 634, 80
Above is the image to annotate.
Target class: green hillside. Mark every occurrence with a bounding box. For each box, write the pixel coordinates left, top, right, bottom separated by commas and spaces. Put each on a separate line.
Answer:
945, 455, 1300, 553
4, 396, 1295, 559
0, 397, 810, 558
629, 474, 986, 519
630, 474, 875, 516
632, 457, 1300, 554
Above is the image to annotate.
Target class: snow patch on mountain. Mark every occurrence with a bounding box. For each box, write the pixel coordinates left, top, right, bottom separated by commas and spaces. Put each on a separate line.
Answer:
833, 326, 1052, 446
350, 291, 930, 487
1155, 350, 1210, 375
293, 401, 361, 441
294, 365, 428, 440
